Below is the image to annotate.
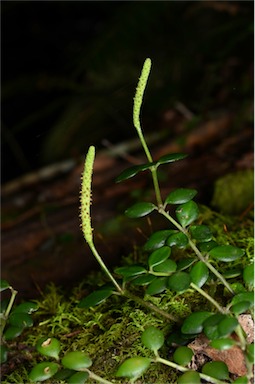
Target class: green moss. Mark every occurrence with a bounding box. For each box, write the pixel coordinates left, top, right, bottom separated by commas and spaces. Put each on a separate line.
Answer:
2, 206, 253, 384
211, 170, 254, 215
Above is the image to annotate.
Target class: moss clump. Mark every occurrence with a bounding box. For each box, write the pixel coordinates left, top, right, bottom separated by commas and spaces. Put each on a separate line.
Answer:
211, 170, 254, 215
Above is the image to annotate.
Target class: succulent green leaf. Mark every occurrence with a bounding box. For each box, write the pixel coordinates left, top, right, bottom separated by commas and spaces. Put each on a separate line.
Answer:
181, 312, 212, 334
202, 361, 229, 380
116, 357, 151, 379
203, 314, 226, 340
12, 301, 38, 314
173, 346, 193, 366
233, 377, 249, 384
168, 272, 190, 292
53, 368, 74, 380
114, 265, 146, 277
231, 292, 254, 307
9, 312, 33, 328
0, 280, 10, 292
231, 282, 246, 294
218, 316, 238, 337
176, 201, 199, 227
28, 362, 59, 382
167, 331, 193, 347
62, 351, 92, 370
243, 263, 254, 288
209, 245, 244, 262
166, 232, 189, 248
197, 240, 218, 253
223, 269, 241, 279
148, 246, 171, 269
36, 337, 61, 359
246, 343, 254, 363
189, 225, 212, 242
78, 290, 113, 308
1, 344, 8, 364
67, 371, 89, 384
190, 261, 209, 288
144, 230, 176, 251
177, 258, 196, 271
125, 202, 156, 218
0, 299, 9, 314
146, 277, 168, 295
116, 163, 155, 183
177, 371, 201, 384
3, 325, 24, 340
141, 326, 164, 353
153, 259, 177, 273
131, 274, 156, 286
210, 338, 236, 350
157, 153, 187, 165
231, 301, 251, 316
165, 188, 197, 205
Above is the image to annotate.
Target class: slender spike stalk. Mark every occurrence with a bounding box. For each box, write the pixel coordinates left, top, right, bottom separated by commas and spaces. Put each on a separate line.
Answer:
80, 146, 123, 294
133, 58, 163, 206
88, 241, 123, 294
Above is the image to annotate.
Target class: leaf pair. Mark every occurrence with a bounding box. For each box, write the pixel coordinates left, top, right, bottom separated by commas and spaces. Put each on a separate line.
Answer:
116, 153, 187, 183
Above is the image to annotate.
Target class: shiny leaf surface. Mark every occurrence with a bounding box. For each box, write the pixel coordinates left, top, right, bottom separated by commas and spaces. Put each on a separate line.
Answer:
165, 188, 197, 205
168, 272, 190, 292
62, 351, 92, 370
181, 312, 212, 334
116, 357, 151, 379
202, 361, 229, 380
190, 261, 209, 288
28, 362, 59, 382
78, 290, 113, 308
209, 245, 244, 262
176, 201, 199, 227
148, 246, 171, 268
125, 202, 156, 218
141, 326, 164, 352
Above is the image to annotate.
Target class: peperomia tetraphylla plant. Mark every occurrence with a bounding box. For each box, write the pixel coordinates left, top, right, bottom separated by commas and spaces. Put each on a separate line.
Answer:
79, 58, 254, 383
30, 59, 254, 383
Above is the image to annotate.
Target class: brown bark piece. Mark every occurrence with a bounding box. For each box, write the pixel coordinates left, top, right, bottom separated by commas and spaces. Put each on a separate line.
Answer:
189, 334, 246, 376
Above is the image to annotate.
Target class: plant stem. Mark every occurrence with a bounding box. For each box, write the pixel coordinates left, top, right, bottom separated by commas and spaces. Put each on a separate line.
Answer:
0, 286, 17, 339
187, 239, 234, 295
86, 369, 114, 384
88, 241, 123, 294
124, 291, 178, 322
190, 283, 227, 314
151, 166, 163, 207
155, 356, 229, 384
158, 208, 234, 295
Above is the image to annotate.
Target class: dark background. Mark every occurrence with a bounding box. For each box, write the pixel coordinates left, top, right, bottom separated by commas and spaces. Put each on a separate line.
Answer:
1, 1, 253, 184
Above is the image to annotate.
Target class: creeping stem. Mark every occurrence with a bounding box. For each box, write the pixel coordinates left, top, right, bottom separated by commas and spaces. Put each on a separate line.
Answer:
158, 208, 234, 295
